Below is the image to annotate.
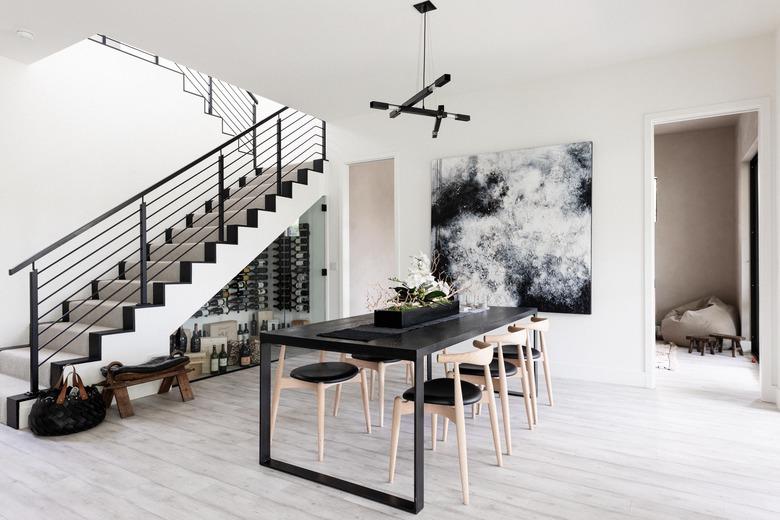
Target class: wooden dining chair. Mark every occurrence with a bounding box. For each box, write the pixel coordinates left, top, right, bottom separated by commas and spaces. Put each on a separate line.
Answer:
334, 353, 404, 427
270, 345, 372, 462
510, 317, 554, 414
388, 340, 503, 505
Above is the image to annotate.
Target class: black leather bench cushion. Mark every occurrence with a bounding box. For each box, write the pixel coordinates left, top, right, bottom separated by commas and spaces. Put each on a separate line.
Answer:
460, 359, 519, 377
402, 378, 482, 406
495, 345, 541, 360
351, 353, 401, 364
101, 355, 189, 377
290, 362, 359, 384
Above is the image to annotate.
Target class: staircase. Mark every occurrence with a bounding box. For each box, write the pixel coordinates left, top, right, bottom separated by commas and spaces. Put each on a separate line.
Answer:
1, 104, 327, 429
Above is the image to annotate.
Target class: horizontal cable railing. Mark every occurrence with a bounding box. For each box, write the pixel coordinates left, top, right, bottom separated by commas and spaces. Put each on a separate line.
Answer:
89, 34, 259, 139
9, 105, 326, 394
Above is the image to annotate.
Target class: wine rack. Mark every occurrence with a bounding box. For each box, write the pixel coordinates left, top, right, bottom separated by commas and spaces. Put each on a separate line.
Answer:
272, 224, 310, 312
191, 252, 270, 318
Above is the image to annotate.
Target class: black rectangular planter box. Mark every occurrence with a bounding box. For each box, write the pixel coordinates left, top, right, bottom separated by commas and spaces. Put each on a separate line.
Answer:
373, 300, 459, 329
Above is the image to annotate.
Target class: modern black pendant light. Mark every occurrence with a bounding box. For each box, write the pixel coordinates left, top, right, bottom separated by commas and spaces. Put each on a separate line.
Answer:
370, 1, 470, 138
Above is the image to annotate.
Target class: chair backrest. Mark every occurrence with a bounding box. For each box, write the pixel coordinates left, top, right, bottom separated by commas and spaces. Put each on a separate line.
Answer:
484, 328, 528, 346
512, 316, 550, 332
437, 339, 495, 366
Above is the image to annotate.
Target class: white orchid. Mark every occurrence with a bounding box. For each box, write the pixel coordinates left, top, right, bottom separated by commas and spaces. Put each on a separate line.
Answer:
385, 252, 456, 310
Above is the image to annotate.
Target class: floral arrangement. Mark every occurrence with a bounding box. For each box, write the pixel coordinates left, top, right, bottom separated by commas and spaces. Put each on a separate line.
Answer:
368, 253, 459, 311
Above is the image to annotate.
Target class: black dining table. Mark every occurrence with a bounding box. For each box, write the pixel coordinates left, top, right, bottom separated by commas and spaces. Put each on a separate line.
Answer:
258, 305, 537, 513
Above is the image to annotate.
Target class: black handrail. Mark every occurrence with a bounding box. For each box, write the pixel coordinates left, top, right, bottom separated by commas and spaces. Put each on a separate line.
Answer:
8, 106, 288, 276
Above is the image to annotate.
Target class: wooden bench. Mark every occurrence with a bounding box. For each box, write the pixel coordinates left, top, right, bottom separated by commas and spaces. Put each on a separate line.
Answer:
709, 333, 745, 357
99, 352, 194, 418
686, 335, 714, 356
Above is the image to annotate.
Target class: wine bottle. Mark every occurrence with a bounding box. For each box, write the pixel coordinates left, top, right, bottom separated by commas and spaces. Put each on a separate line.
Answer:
191, 323, 202, 353
210, 346, 219, 374
218, 345, 228, 373
240, 341, 251, 367
177, 327, 187, 353
260, 320, 268, 331
251, 316, 258, 336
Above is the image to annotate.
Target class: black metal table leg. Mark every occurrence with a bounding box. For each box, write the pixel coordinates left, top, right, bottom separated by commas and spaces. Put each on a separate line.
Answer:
426, 353, 433, 380
259, 342, 272, 464
414, 352, 425, 513
259, 345, 422, 513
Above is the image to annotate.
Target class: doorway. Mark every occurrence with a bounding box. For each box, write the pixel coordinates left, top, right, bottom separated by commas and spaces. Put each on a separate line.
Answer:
347, 158, 396, 316
648, 107, 765, 400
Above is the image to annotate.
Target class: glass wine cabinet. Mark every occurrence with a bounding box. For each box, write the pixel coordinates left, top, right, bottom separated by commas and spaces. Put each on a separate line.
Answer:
169, 197, 327, 380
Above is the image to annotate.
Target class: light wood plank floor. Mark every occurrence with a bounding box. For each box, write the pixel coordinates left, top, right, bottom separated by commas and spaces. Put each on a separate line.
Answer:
0, 350, 778, 519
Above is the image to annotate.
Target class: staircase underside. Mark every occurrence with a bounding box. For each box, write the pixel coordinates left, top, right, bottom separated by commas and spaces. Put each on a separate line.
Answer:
1, 160, 326, 429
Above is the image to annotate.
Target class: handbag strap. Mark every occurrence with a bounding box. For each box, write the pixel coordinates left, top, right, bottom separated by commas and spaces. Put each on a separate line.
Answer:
55, 367, 89, 405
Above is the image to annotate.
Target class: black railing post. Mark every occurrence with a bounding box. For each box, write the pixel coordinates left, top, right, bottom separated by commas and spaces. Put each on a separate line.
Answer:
138, 199, 148, 305
28, 265, 39, 395
252, 104, 257, 171
218, 154, 225, 242
276, 117, 283, 193
322, 121, 327, 161
208, 76, 214, 115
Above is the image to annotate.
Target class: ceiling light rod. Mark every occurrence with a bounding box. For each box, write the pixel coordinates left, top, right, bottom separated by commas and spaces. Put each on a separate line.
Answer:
368, 1, 471, 138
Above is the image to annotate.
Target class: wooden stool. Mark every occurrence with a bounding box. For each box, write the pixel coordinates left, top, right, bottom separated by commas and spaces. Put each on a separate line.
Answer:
709, 333, 745, 357
686, 335, 714, 356
99, 353, 194, 418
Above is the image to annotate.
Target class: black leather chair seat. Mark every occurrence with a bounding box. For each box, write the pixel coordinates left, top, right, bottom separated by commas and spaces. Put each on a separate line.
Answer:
100, 354, 189, 377
290, 362, 359, 384
495, 345, 541, 360
460, 359, 519, 377
402, 378, 482, 406
351, 353, 401, 364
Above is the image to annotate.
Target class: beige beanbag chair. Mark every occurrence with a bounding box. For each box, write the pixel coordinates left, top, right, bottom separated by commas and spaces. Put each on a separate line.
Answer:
660, 296, 738, 347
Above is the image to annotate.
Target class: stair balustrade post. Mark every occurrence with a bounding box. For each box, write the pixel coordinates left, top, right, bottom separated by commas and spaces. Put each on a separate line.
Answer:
28, 265, 39, 395
322, 120, 327, 161
218, 154, 225, 242
276, 117, 283, 194
252, 104, 257, 171
138, 199, 148, 305
208, 76, 213, 115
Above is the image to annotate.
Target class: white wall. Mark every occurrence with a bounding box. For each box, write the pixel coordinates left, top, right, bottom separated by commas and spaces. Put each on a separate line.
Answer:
0, 40, 228, 346
326, 34, 776, 388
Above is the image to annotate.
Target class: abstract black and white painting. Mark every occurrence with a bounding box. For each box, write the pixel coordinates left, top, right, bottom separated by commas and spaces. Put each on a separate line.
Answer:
431, 141, 592, 314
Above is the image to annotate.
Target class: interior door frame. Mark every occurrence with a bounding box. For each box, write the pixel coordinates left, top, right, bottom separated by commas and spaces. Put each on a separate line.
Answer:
643, 98, 775, 405
342, 156, 399, 317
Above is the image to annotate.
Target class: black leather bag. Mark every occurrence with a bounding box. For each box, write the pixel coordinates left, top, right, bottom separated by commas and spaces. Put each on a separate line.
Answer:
28, 367, 106, 436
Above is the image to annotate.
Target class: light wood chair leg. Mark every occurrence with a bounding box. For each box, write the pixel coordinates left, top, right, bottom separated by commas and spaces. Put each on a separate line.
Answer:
525, 341, 539, 424
498, 376, 512, 454
431, 413, 438, 451
442, 416, 449, 442
369, 369, 376, 400
484, 377, 503, 467
332, 384, 342, 417
519, 359, 534, 430
316, 383, 326, 462
540, 333, 554, 406
270, 346, 286, 441
378, 362, 386, 427
359, 369, 372, 434
388, 396, 402, 482
454, 400, 469, 505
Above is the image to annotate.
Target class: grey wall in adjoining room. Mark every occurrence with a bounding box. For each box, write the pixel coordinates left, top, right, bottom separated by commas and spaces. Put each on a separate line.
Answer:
348, 159, 395, 316
654, 126, 738, 322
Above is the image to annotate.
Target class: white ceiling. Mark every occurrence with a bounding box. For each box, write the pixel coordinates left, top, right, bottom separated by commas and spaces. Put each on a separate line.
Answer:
2, 0, 780, 121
